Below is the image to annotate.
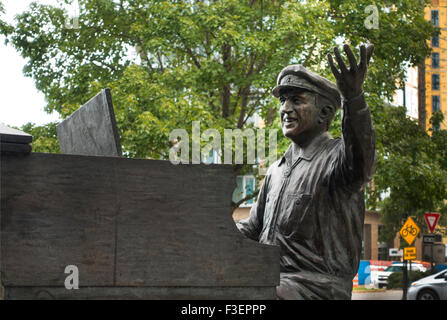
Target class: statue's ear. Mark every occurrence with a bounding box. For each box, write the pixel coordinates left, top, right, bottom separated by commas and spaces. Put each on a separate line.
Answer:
319, 105, 334, 123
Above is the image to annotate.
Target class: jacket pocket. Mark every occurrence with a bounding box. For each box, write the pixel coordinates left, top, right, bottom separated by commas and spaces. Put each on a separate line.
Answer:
280, 193, 313, 237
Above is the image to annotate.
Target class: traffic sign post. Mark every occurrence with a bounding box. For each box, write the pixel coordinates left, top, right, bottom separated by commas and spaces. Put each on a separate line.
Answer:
404, 247, 417, 290
424, 212, 441, 271
402, 259, 408, 300
399, 217, 420, 300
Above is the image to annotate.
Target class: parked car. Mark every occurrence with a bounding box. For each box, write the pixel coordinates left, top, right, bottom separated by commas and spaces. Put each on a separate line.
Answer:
408, 269, 447, 300
374, 263, 427, 288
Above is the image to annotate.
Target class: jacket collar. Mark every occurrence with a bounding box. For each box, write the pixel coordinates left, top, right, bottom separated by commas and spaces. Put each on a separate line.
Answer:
279, 132, 332, 167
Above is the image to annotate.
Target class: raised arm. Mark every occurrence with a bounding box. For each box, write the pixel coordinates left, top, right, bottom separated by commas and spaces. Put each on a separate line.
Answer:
327, 44, 377, 190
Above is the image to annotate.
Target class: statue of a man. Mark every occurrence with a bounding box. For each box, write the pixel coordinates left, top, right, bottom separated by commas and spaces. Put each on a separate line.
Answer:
237, 44, 376, 300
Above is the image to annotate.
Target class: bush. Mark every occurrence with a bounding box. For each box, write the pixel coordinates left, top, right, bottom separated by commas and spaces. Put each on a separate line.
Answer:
386, 270, 432, 289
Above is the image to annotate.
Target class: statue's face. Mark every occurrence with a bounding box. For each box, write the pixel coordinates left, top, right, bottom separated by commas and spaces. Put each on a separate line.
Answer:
279, 89, 320, 143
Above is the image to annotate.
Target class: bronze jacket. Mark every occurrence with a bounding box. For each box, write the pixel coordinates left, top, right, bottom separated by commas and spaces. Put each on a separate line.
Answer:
237, 93, 376, 300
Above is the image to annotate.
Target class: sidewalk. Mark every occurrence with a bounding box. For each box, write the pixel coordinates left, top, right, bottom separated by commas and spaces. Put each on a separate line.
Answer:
352, 289, 403, 300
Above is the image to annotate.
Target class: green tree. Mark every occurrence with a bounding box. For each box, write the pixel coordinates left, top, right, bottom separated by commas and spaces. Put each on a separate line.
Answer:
6, 0, 446, 235
0, 1, 13, 37
8, 1, 434, 152
20, 122, 61, 154
428, 111, 447, 228
371, 106, 447, 243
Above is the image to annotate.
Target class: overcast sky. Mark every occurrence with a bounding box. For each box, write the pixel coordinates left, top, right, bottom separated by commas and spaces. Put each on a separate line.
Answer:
0, 0, 62, 128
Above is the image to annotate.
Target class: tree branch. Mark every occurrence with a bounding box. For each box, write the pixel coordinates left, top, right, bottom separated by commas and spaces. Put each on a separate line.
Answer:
176, 32, 202, 69
230, 87, 242, 115
237, 85, 250, 128
222, 84, 231, 118
135, 43, 153, 72
242, 90, 270, 127
237, 54, 257, 128
232, 189, 260, 211
184, 46, 202, 69
302, 41, 318, 66
156, 52, 164, 72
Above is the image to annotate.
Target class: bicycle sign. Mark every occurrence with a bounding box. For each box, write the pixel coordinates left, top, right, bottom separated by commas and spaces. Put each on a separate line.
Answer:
400, 217, 420, 246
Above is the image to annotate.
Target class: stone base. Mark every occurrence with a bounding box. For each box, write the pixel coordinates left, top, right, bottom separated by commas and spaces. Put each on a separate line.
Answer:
3, 286, 276, 300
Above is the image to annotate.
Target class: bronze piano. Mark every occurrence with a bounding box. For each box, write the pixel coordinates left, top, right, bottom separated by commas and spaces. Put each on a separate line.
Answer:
0, 90, 279, 300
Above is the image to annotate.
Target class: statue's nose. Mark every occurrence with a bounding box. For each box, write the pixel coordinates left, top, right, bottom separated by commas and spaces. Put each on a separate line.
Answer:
281, 109, 294, 121
282, 100, 295, 113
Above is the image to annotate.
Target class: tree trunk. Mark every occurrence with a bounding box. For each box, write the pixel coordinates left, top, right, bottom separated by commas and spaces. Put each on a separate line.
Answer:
221, 44, 232, 118
237, 86, 250, 128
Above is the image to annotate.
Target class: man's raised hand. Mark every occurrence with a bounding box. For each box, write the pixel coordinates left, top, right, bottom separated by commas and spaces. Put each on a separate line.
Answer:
327, 44, 374, 100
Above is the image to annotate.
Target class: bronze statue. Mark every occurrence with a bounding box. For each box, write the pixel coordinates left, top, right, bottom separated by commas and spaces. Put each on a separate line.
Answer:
237, 44, 376, 300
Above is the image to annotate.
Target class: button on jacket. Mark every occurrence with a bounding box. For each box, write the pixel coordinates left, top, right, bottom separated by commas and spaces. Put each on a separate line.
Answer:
237, 93, 376, 300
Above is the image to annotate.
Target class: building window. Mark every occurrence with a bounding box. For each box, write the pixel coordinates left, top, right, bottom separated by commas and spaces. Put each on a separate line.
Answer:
232, 175, 256, 207
432, 52, 440, 68
432, 95, 440, 112
377, 225, 389, 261
432, 35, 440, 47
378, 247, 388, 261
432, 96, 441, 131
431, 10, 439, 26
432, 74, 440, 90
202, 148, 221, 164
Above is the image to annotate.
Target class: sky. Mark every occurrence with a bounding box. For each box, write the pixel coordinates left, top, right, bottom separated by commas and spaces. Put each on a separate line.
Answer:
0, 0, 63, 128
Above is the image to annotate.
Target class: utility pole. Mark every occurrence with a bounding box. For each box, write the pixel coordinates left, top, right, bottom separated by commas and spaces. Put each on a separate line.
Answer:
431, 241, 434, 272
402, 259, 408, 300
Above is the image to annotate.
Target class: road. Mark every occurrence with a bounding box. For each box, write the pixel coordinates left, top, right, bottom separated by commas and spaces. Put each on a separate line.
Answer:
352, 289, 403, 300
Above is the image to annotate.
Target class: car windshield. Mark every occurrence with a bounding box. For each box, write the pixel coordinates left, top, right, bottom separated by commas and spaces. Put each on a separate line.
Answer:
384, 266, 402, 272
435, 270, 447, 279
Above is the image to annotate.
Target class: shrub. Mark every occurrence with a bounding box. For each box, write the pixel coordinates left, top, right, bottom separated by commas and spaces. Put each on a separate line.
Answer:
386, 270, 432, 289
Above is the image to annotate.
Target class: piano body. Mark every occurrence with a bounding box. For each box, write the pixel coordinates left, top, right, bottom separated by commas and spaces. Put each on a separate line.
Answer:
0, 90, 279, 300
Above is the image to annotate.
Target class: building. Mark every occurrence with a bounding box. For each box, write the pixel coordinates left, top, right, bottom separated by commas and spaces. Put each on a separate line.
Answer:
392, 66, 419, 120
424, 1, 447, 130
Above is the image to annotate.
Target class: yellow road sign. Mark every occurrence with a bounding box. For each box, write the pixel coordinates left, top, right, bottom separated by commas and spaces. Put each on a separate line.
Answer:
404, 247, 417, 260
400, 217, 420, 246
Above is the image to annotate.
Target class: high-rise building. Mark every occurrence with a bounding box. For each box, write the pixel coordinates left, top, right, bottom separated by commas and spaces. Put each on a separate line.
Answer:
424, 1, 446, 130
393, 66, 419, 120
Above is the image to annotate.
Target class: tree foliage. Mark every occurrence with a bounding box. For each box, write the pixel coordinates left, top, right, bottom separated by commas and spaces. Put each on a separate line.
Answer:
371, 106, 447, 242
386, 270, 433, 289
0, 1, 13, 38
5, 0, 446, 237
20, 122, 61, 154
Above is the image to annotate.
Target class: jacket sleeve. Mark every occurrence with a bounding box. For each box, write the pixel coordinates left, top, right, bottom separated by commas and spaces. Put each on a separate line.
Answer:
236, 174, 270, 241
332, 92, 377, 191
